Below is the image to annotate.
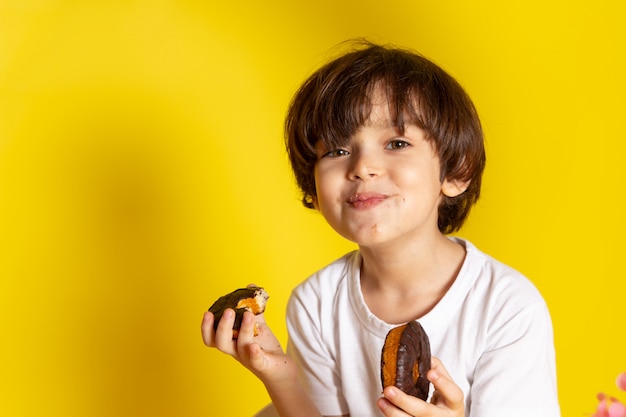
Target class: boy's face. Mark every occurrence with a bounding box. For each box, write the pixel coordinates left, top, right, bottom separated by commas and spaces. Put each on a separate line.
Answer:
312, 95, 467, 249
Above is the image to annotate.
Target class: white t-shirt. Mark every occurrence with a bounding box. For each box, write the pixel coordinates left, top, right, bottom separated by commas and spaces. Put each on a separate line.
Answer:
286, 238, 560, 417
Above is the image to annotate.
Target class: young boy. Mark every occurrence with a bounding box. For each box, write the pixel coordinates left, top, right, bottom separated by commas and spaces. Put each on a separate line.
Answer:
202, 41, 560, 417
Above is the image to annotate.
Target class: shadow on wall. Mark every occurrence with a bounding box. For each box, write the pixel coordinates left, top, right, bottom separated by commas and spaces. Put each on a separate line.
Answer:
1, 83, 232, 415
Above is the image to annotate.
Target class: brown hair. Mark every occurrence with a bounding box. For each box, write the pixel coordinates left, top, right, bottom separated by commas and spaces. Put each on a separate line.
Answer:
285, 40, 486, 234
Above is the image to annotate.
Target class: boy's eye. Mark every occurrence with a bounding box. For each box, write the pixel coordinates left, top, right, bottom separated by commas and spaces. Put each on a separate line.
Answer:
323, 149, 350, 158
386, 139, 410, 150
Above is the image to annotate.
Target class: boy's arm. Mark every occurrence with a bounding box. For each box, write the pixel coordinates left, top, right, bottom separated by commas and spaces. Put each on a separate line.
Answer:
202, 309, 339, 417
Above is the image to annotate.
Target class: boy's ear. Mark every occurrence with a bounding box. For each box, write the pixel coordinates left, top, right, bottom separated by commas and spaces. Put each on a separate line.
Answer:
311, 195, 319, 210
442, 178, 470, 197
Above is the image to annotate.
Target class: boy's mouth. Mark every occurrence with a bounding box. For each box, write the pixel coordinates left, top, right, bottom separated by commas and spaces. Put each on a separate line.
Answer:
346, 192, 388, 208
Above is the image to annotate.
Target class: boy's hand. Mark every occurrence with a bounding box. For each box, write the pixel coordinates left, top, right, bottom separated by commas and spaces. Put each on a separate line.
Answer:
201, 308, 297, 386
377, 357, 464, 417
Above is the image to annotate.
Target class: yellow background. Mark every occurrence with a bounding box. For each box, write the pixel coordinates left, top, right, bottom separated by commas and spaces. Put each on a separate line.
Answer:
1, 1, 624, 416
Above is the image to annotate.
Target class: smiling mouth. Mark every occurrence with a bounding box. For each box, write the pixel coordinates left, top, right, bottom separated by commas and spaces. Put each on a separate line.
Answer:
346, 192, 388, 209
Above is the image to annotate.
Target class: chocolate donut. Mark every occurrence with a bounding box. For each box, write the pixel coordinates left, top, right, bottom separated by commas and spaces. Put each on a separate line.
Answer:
380, 321, 431, 400
208, 286, 269, 339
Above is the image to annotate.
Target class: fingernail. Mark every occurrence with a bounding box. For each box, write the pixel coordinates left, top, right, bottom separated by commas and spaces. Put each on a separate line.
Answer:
384, 386, 398, 398
429, 370, 440, 381
377, 397, 390, 410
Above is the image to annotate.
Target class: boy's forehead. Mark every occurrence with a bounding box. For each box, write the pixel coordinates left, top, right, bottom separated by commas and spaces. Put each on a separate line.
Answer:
365, 85, 421, 127
363, 102, 397, 128
364, 99, 417, 131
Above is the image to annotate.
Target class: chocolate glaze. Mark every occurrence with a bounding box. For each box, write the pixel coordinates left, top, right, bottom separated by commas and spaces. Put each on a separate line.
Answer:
208, 286, 268, 333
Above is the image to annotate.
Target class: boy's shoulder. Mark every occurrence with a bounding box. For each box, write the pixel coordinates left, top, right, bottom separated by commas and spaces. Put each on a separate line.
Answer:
460, 238, 526, 276
458, 237, 545, 305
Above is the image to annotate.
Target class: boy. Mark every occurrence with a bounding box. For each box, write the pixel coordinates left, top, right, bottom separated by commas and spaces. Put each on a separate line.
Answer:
202, 40, 560, 417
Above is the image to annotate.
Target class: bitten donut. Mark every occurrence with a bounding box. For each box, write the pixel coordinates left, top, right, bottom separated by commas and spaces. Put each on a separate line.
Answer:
380, 321, 431, 400
208, 286, 269, 339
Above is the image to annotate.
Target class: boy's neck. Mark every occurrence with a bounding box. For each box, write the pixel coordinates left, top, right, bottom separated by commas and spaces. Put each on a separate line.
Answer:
358, 235, 466, 324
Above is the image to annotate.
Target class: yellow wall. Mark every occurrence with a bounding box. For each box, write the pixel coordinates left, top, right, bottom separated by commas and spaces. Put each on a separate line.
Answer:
1, 1, 624, 416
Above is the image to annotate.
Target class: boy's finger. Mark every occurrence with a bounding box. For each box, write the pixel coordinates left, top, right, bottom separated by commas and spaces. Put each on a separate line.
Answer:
429, 357, 464, 408
201, 311, 216, 347
380, 386, 427, 416
430, 357, 451, 378
214, 308, 238, 354
235, 311, 257, 350
240, 312, 270, 371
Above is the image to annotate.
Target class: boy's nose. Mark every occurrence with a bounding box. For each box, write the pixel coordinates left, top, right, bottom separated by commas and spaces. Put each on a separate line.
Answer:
349, 150, 380, 180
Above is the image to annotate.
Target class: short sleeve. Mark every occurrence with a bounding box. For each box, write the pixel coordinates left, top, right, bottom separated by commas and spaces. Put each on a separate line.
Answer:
469, 300, 560, 417
286, 285, 349, 416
